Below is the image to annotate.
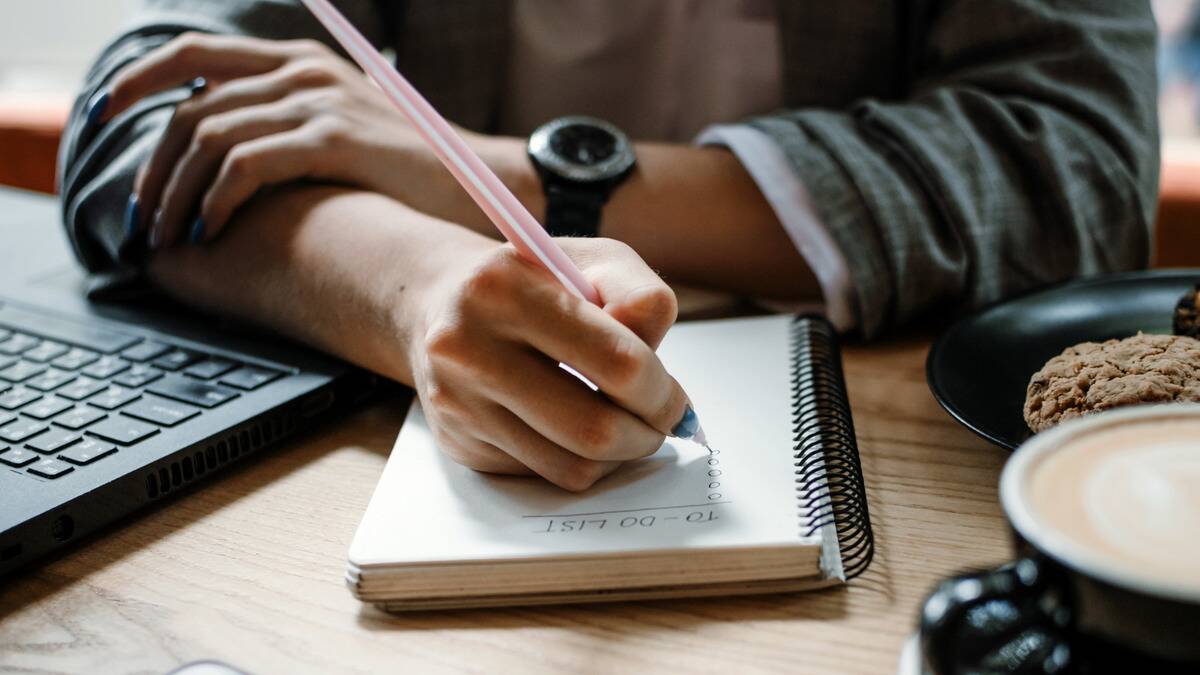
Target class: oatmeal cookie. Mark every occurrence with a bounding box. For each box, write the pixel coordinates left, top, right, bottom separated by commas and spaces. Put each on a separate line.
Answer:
1174, 284, 1200, 338
1024, 332, 1200, 432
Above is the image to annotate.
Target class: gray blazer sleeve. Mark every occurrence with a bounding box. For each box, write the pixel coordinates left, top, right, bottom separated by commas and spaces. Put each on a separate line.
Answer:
752, 1, 1159, 338
57, 0, 390, 274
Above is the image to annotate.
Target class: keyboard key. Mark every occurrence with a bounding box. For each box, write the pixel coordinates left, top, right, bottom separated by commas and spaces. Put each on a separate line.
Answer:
21, 341, 68, 363
58, 377, 107, 401
220, 366, 283, 391
0, 360, 47, 383
113, 364, 163, 388
21, 397, 73, 420
121, 341, 171, 362
81, 356, 131, 379
26, 368, 76, 392
59, 438, 116, 465
26, 428, 80, 454
0, 333, 39, 356
149, 375, 239, 408
0, 305, 140, 354
0, 447, 37, 467
122, 396, 200, 427
0, 412, 14, 427
87, 385, 141, 411
0, 387, 41, 410
0, 419, 47, 443
152, 350, 201, 371
88, 417, 158, 445
27, 458, 73, 479
52, 348, 99, 371
52, 406, 106, 430
184, 358, 237, 380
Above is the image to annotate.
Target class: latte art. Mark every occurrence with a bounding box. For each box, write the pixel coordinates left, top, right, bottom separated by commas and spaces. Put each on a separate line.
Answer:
1026, 419, 1200, 593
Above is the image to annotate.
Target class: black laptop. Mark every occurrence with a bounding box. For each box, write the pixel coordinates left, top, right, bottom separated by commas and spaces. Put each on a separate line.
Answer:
0, 188, 375, 577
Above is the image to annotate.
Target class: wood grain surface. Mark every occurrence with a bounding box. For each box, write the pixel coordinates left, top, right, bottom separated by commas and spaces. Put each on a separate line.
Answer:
0, 334, 1013, 675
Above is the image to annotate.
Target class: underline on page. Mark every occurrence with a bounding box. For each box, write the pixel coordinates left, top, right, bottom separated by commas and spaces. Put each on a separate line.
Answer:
521, 502, 733, 518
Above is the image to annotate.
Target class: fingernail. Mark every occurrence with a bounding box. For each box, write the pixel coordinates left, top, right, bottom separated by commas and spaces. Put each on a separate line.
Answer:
85, 90, 110, 126
148, 209, 163, 249
189, 216, 205, 244
124, 194, 139, 237
189, 77, 208, 96
671, 405, 701, 439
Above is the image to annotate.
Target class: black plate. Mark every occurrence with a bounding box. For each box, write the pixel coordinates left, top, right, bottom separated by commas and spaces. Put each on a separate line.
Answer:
926, 270, 1200, 449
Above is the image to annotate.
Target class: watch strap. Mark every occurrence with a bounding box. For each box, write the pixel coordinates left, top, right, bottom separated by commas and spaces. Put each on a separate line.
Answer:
543, 183, 609, 237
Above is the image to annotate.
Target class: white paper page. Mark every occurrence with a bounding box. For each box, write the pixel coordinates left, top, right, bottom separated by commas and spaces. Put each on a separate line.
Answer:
350, 315, 822, 566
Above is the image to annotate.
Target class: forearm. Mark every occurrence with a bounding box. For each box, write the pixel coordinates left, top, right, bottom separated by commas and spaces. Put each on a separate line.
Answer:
467, 137, 821, 301
146, 185, 491, 386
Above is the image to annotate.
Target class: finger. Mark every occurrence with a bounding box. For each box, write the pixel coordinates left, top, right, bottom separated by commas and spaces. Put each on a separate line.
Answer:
436, 428, 533, 476
474, 404, 621, 492
103, 33, 295, 121
481, 349, 665, 461
564, 239, 679, 349
503, 266, 692, 438
150, 103, 305, 247
197, 125, 330, 242
135, 72, 299, 233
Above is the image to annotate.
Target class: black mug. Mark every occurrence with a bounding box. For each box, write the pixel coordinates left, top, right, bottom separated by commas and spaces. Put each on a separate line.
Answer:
918, 405, 1200, 674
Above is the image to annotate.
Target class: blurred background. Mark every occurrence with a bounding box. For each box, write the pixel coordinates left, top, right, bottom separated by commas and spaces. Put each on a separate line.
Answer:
1, 1, 1199, 265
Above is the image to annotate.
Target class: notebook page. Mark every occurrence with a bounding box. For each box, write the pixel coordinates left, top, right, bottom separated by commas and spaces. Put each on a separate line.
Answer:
350, 315, 822, 566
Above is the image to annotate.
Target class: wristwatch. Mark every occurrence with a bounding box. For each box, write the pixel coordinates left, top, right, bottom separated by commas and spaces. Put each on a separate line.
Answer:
527, 115, 636, 237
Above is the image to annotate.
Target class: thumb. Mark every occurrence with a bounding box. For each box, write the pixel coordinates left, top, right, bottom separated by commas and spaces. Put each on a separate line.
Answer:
563, 238, 679, 349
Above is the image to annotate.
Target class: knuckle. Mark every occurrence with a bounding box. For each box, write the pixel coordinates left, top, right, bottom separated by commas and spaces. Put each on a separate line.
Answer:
223, 146, 256, 178
575, 409, 618, 457
460, 252, 520, 310
633, 284, 679, 328
286, 60, 336, 87
557, 458, 606, 492
424, 319, 473, 367
192, 117, 227, 152
315, 118, 350, 145
169, 32, 206, 62
603, 333, 646, 389
289, 38, 329, 57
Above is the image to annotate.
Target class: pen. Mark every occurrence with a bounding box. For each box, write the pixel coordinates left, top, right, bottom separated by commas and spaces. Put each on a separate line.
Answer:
299, 0, 707, 446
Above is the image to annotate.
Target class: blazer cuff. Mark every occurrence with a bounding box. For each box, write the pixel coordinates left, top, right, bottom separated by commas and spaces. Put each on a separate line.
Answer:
696, 123, 858, 332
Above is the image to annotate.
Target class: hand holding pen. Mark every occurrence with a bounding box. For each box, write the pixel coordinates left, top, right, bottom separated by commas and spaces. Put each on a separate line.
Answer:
91, 8, 706, 489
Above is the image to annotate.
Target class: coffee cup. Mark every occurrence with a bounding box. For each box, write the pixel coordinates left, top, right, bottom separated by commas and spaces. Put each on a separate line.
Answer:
918, 404, 1200, 674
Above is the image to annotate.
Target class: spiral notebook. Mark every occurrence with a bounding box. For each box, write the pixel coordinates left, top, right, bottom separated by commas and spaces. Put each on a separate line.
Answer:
347, 315, 873, 610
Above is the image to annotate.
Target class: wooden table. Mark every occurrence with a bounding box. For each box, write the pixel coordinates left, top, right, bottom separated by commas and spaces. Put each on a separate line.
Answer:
0, 328, 1013, 674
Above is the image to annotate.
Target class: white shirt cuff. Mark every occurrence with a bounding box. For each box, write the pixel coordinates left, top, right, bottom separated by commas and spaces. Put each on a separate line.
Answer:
696, 123, 857, 332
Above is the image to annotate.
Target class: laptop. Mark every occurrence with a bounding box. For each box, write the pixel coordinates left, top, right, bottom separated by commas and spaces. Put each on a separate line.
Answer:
0, 188, 376, 577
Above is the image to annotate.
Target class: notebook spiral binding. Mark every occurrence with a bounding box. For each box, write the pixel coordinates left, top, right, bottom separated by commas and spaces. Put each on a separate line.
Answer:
790, 316, 874, 580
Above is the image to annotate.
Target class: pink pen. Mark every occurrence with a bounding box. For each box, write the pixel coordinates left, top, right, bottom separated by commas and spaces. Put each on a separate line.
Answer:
299, 0, 706, 446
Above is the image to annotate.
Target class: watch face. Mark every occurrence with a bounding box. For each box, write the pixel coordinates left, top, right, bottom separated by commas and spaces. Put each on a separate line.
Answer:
549, 124, 616, 165
529, 115, 636, 183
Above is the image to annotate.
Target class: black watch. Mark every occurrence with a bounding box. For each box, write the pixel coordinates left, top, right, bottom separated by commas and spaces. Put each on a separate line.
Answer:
527, 116, 636, 237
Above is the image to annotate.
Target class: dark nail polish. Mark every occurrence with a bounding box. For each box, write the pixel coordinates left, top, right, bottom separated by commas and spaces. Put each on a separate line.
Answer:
148, 209, 163, 249
671, 405, 700, 439
189, 77, 208, 96
85, 90, 110, 126
189, 217, 206, 244
124, 194, 139, 237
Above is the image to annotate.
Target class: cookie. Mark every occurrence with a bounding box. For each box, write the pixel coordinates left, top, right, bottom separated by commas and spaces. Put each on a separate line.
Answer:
1174, 284, 1200, 338
1024, 332, 1200, 433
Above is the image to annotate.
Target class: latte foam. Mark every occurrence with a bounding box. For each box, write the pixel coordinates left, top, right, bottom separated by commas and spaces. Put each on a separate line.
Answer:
1023, 418, 1200, 594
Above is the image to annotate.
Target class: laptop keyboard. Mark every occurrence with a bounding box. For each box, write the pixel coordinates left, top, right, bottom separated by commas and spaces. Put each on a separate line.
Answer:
0, 313, 284, 481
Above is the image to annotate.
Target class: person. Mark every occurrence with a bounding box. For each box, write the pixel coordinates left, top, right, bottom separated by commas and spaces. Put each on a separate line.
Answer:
59, 1, 1159, 490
